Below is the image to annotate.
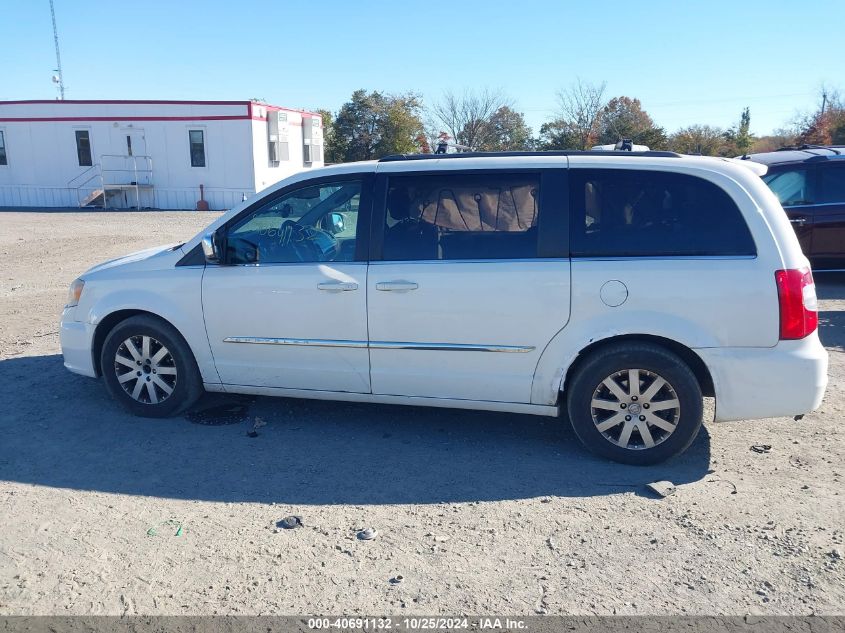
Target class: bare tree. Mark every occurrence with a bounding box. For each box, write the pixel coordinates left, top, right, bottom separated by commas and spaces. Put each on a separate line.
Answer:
555, 79, 607, 149
430, 88, 513, 151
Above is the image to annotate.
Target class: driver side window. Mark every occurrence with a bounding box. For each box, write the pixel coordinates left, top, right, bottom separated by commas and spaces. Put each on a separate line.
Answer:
226, 180, 362, 264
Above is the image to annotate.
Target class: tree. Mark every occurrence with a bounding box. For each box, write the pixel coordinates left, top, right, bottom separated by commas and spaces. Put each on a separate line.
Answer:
723, 107, 754, 156
669, 125, 731, 156
597, 96, 668, 149
750, 127, 798, 153
316, 108, 336, 163
787, 86, 845, 146
553, 79, 607, 150
430, 88, 514, 151
328, 90, 425, 163
735, 107, 753, 155
535, 119, 580, 150
474, 106, 532, 151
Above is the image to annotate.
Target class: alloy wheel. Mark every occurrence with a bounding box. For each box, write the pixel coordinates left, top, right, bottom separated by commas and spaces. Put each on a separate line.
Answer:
114, 335, 178, 405
590, 368, 681, 450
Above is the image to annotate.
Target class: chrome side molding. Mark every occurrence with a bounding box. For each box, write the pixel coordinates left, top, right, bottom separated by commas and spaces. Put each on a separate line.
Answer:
223, 337, 367, 348
223, 337, 534, 353
370, 341, 534, 353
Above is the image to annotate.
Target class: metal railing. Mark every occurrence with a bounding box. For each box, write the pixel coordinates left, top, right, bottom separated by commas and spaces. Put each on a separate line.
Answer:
67, 155, 154, 209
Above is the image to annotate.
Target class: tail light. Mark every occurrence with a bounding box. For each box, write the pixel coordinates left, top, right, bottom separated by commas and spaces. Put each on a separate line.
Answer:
775, 268, 818, 340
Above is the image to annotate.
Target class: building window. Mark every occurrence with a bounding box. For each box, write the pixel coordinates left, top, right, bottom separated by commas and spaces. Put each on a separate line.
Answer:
0, 131, 7, 165
75, 130, 92, 167
189, 130, 206, 167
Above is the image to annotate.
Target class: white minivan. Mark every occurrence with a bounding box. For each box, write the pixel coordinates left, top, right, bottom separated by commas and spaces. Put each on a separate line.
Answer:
60, 151, 829, 464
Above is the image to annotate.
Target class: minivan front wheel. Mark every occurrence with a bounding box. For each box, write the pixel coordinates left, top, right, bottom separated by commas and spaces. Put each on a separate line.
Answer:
101, 315, 203, 418
566, 343, 704, 465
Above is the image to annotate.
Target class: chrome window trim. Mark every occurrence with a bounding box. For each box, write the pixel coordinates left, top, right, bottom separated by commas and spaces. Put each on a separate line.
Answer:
784, 202, 845, 209
570, 255, 758, 262
368, 258, 570, 265
223, 337, 534, 353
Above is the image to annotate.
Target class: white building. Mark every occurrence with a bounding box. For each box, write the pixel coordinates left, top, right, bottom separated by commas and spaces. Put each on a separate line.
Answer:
0, 99, 324, 210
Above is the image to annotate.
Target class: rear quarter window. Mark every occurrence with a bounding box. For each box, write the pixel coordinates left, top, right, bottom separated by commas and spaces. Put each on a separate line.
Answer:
570, 169, 756, 257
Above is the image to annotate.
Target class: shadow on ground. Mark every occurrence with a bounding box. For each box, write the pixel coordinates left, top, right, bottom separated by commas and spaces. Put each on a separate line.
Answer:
0, 354, 711, 504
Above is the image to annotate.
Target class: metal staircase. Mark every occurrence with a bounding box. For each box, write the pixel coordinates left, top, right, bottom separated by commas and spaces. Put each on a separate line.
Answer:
68, 155, 154, 209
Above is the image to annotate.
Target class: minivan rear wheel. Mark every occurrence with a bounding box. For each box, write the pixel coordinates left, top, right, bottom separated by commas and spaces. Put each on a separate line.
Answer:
566, 342, 703, 465
101, 315, 203, 418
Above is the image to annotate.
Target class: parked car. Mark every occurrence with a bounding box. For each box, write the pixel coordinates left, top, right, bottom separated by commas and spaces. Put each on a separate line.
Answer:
742, 145, 845, 270
60, 151, 828, 465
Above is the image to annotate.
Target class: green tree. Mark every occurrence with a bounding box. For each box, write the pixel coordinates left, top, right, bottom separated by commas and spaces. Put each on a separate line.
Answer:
597, 96, 668, 149
474, 106, 532, 151
669, 125, 732, 156
316, 108, 336, 163
735, 107, 753, 154
328, 90, 425, 163
535, 119, 580, 150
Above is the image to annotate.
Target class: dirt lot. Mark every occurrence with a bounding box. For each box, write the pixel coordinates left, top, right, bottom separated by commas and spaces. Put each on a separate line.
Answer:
0, 210, 843, 616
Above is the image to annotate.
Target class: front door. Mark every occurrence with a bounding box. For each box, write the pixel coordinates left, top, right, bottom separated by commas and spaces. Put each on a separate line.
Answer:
202, 176, 372, 392
366, 168, 571, 404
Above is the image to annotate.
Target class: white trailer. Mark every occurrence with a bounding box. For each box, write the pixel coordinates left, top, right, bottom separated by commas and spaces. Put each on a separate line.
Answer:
0, 99, 324, 210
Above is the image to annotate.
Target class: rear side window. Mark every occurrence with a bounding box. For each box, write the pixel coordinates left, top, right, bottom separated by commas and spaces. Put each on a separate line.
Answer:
763, 167, 814, 206
382, 172, 539, 260
570, 169, 756, 257
818, 163, 845, 204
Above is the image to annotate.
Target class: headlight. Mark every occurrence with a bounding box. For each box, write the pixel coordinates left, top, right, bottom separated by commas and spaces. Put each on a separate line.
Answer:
66, 278, 85, 308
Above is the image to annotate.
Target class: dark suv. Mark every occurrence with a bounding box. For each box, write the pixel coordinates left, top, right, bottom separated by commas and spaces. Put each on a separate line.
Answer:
744, 145, 845, 270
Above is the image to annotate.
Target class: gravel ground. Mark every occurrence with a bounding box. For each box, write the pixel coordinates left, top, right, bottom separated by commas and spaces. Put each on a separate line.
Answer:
0, 210, 843, 616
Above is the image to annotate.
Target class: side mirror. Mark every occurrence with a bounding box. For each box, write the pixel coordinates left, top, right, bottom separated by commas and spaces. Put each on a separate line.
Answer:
328, 212, 346, 235
201, 231, 220, 264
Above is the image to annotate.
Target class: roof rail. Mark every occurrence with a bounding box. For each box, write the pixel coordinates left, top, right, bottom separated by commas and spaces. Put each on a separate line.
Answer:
776, 144, 841, 155
379, 150, 682, 162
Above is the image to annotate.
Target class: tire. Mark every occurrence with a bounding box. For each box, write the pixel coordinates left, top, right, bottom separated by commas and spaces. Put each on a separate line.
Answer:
100, 315, 203, 418
565, 342, 703, 465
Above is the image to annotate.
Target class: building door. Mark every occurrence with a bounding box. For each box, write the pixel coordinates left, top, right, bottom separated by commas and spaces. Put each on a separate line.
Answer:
121, 127, 146, 159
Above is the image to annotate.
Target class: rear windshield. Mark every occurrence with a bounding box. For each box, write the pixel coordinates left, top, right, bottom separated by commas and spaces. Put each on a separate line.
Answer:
570, 169, 756, 257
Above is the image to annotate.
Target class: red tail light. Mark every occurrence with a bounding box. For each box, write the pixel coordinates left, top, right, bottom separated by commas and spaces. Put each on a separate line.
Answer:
775, 268, 818, 340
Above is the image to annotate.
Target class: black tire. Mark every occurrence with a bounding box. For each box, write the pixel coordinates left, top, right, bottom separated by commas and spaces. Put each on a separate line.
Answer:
100, 315, 203, 418
566, 342, 703, 465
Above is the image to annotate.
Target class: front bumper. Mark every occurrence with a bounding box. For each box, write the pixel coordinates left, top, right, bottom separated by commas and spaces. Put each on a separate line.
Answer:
60, 307, 97, 378
697, 334, 829, 422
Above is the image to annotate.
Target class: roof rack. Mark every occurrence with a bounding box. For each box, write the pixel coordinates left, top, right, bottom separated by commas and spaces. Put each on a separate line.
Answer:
776, 144, 841, 155
379, 150, 682, 162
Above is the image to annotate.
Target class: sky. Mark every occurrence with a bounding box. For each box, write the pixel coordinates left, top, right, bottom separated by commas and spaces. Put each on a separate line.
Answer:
1, 0, 842, 137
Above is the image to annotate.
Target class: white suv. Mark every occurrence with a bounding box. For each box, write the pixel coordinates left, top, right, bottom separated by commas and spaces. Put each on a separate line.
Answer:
60, 151, 829, 465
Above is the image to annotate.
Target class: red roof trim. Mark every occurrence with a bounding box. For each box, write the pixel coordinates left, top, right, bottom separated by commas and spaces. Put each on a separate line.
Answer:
0, 115, 252, 122
0, 99, 252, 106
0, 99, 321, 117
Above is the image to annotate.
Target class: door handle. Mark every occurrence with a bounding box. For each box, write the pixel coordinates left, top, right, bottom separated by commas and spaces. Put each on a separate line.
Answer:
317, 281, 358, 292
790, 217, 807, 226
375, 280, 419, 292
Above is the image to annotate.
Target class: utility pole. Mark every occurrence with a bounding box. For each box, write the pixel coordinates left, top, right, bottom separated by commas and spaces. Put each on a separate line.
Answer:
821, 89, 827, 115
49, 0, 65, 99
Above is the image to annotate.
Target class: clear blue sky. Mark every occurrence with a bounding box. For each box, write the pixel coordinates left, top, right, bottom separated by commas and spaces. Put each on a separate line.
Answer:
1, 0, 842, 136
